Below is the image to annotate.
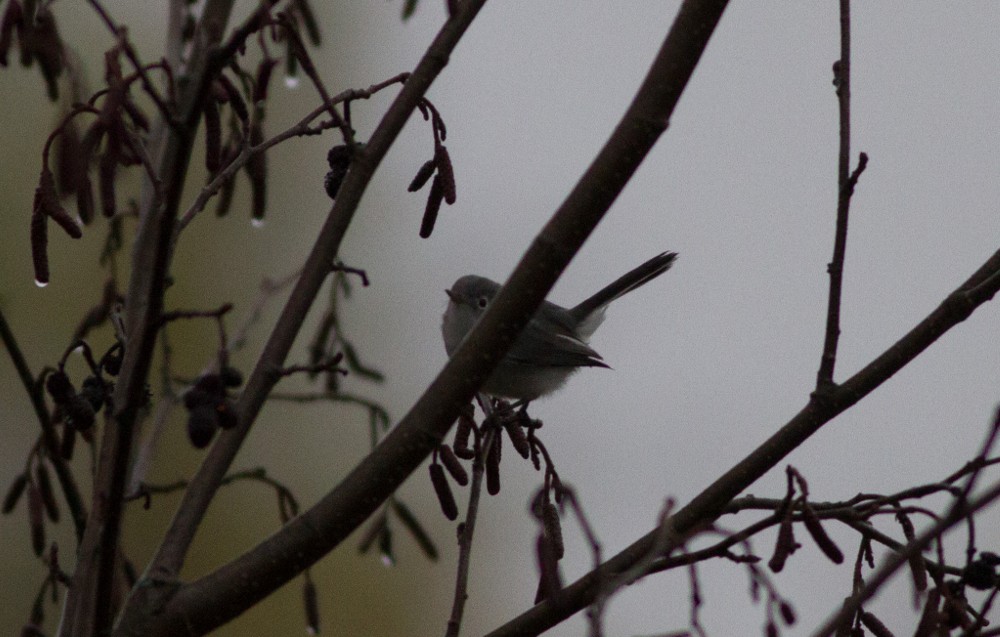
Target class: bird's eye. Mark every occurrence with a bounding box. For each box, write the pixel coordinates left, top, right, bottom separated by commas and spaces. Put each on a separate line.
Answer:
477, 297, 488, 309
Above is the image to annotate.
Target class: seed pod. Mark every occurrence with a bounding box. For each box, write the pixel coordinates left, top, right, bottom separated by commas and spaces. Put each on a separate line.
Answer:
64, 394, 95, 431
407, 159, 436, 192
429, 463, 458, 520
452, 410, 474, 460
779, 601, 796, 626
485, 434, 501, 496
76, 174, 95, 225
391, 499, 439, 561
542, 502, 564, 560
859, 611, 895, 637
438, 445, 468, 486
2, 473, 28, 514
215, 74, 248, 124
302, 576, 319, 635
187, 403, 218, 449
252, 57, 277, 102
504, 420, 530, 459
912, 588, 940, 637
80, 376, 107, 412
768, 516, 797, 573
0, 0, 22, 67
245, 123, 266, 225
214, 168, 236, 217
534, 533, 562, 604
418, 174, 444, 239
30, 209, 49, 285
59, 425, 76, 460
55, 118, 85, 196
802, 504, 843, 564
27, 481, 45, 556
102, 347, 123, 376
98, 151, 117, 218
357, 512, 388, 555
378, 522, 395, 566
435, 145, 456, 205
34, 462, 59, 523
26, 7, 63, 101
45, 370, 73, 402
294, 0, 321, 45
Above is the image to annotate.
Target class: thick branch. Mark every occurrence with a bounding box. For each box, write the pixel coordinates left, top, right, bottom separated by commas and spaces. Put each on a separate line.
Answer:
62, 2, 242, 636
116, 0, 728, 634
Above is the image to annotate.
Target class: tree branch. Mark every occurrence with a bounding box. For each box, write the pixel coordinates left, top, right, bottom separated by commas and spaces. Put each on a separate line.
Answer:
485, 247, 1000, 637
115, 0, 729, 634
61, 2, 244, 636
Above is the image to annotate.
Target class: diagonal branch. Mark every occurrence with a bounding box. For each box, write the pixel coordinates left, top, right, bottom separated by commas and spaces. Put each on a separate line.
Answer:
485, 247, 1000, 637
115, 0, 730, 635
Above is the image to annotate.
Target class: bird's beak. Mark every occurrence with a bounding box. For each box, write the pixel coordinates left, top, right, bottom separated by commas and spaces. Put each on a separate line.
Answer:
445, 289, 459, 303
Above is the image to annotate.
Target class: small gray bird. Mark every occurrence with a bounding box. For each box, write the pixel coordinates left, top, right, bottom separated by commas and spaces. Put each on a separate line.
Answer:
441, 252, 677, 402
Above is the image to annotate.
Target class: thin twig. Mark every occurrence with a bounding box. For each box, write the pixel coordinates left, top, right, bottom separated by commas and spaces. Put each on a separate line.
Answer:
445, 425, 495, 637
86, 0, 177, 127
816, 0, 867, 389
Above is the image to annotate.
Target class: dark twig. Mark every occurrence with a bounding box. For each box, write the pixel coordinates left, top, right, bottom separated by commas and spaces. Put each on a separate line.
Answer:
85, 0, 176, 127
174, 72, 409, 234
816, 0, 868, 389
812, 478, 1000, 637
445, 424, 495, 637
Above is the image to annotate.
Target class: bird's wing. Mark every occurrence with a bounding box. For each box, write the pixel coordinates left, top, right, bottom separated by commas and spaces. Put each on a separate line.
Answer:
505, 317, 610, 369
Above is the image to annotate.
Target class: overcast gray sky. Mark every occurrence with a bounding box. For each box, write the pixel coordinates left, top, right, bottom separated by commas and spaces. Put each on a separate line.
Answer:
2, 2, 1000, 635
